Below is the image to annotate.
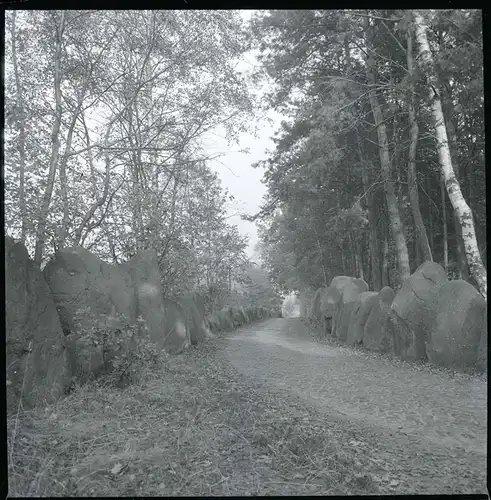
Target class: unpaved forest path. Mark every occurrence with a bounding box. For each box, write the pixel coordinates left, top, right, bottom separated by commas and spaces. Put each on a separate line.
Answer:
218, 318, 487, 493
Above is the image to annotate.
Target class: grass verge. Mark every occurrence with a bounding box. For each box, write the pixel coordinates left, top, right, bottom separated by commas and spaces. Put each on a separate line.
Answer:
7, 327, 386, 497
9, 320, 485, 496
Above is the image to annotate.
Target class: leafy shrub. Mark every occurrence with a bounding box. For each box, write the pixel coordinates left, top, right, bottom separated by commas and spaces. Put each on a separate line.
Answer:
237, 307, 250, 324
73, 308, 165, 388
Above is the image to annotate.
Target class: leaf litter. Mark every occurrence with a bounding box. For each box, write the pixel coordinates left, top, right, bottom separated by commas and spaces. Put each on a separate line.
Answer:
7, 320, 488, 496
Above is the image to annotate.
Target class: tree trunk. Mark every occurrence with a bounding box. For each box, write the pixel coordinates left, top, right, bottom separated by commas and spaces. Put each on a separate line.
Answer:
357, 135, 382, 290
414, 232, 420, 270
427, 174, 434, 252
314, 226, 328, 287
441, 79, 469, 280
349, 232, 357, 277
366, 242, 372, 287
58, 91, 88, 249
206, 183, 213, 288
126, 95, 145, 252
365, 51, 411, 284
34, 11, 66, 266
341, 239, 348, 276
382, 229, 389, 287
441, 173, 448, 273
406, 25, 433, 262
74, 111, 112, 246
414, 10, 487, 300
390, 94, 403, 207
11, 11, 27, 243
355, 235, 364, 281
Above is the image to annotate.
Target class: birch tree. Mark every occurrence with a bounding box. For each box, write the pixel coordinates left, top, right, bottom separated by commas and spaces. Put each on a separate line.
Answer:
405, 18, 432, 262
413, 10, 486, 299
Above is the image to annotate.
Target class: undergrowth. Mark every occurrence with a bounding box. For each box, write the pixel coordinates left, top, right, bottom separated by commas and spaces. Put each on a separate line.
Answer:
71, 308, 164, 388
9, 319, 484, 496
7, 329, 384, 497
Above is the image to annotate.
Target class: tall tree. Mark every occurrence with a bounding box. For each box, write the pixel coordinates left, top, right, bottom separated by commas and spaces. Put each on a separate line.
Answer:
405, 17, 432, 262
33, 11, 66, 265
413, 9, 486, 299
9, 10, 27, 243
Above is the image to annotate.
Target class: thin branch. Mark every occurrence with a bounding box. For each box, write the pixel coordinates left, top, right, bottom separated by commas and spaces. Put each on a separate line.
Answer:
348, 11, 403, 22
381, 19, 407, 54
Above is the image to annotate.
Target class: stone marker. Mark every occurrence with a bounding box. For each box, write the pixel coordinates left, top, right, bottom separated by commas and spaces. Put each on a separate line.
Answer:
6, 237, 70, 411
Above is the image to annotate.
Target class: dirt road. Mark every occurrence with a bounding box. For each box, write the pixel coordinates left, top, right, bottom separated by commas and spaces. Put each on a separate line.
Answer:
219, 317, 487, 494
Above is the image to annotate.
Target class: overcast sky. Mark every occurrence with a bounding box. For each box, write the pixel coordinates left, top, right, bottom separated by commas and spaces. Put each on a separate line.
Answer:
7, 10, 283, 262
204, 110, 283, 260
204, 10, 285, 260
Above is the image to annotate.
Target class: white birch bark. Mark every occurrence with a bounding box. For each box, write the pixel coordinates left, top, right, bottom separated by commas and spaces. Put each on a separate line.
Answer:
413, 10, 487, 300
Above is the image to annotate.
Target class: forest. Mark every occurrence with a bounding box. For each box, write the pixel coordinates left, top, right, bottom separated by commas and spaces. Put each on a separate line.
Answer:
4, 9, 486, 307
250, 9, 485, 301
4, 10, 486, 498
4, 10, 281, 312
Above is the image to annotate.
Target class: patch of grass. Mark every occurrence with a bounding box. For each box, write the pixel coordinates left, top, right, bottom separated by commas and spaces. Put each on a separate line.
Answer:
7, 332, 382, 497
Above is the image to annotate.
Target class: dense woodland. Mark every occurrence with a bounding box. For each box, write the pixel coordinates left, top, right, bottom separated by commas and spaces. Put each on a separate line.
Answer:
4, 10, 281, 312
4, 9, 486, 310
249, 9, 486, 301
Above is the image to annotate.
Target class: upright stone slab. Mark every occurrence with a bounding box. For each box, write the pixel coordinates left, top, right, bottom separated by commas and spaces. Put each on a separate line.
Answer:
310, 288, 325, 323
6, 237, 70, 411
330, 277, 369, 340
386, 261, 448, 362
123, 250, 191, 352
363, 287, 395, 352
299, 289, 314, 317
318, 286, 342, 334
476, 318, 488, 374
177, 292, 210, 345
161, 298, 191, 354
346, 292, 378, 346
427, 280, 487, 370
44, 247, 137, 383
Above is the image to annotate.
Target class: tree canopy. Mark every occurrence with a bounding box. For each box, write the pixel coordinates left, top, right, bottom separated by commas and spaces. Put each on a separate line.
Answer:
249, 9, 485, 297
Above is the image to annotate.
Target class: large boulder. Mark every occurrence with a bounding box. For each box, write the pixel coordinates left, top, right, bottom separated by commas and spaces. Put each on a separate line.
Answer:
177, 292, 211, 345
223, 307, 242, 328
318, 286, 342, 334
310, 288, 325, 322
330, 276, 366, 289
385, 261, 448, 362
206, 315, 219, 333
43, 247, 137, 383
237, 306, 250, 325
427, 280, 487, 370
123, 250, 190, 353
217, 308, 235, 331
331, 277, 369, 340
245, 306, 258, 322
330, 276, 368, 337
161, 298, 191, 354
6, 237, 70, 411
346, 292, 378, 346
363, 287, 395, 352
